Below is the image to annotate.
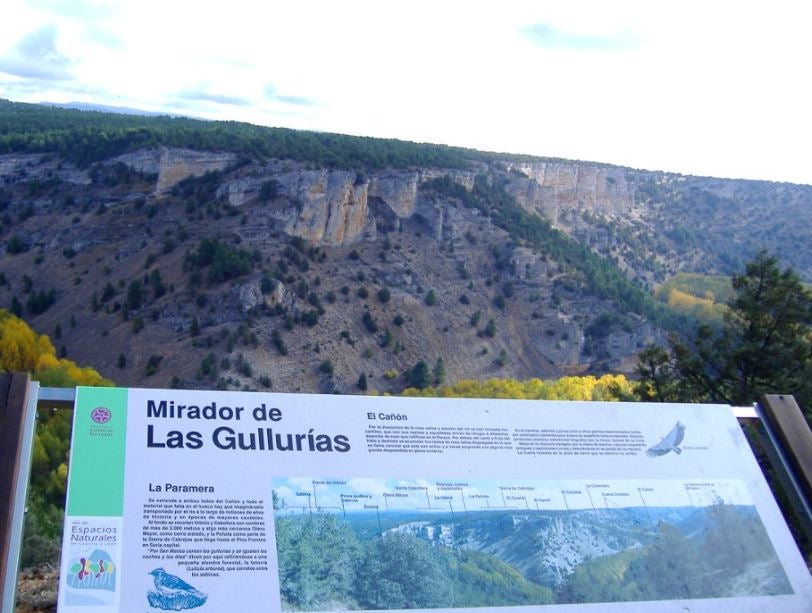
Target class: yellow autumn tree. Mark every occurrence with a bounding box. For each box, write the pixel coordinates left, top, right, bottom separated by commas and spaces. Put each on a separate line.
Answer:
0, 309, 112, 387
2, 309, 113, 567
401, 374, 633, 401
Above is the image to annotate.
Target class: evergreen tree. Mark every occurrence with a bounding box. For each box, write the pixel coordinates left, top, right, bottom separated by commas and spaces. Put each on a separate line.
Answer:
126, 279, 143, 310
409, 361, 431, 390
636, 251, 812, 413
432, 358, 445, 385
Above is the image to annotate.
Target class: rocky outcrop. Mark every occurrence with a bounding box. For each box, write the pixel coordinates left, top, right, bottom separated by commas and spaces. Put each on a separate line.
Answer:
534, 317, 585, 367
504, 162, 635, 222
114, 147, 237, 194
235, 277, 286, 313
369, 169, 477, 218
274, 170, 374, 246
0, 153, 90, 185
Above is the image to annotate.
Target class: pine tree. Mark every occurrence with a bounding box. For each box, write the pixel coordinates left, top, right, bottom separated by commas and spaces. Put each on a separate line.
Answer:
432, 358, 445, 385
636, 251, 812, 412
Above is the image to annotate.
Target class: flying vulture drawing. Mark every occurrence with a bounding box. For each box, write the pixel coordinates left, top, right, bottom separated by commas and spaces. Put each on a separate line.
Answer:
646, 421, 686, 457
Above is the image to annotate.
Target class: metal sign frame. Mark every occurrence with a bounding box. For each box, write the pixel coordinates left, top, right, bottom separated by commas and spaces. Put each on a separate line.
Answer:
1, 376, 810, 613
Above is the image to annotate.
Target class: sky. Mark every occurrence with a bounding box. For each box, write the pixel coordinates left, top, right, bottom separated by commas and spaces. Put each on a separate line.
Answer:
1, 0, 811, 185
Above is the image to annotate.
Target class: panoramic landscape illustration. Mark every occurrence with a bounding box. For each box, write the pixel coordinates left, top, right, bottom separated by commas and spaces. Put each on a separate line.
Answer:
272, 477, 793, 608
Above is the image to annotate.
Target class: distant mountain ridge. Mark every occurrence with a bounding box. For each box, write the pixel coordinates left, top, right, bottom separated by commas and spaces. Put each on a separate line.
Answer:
40, 100, 193, 118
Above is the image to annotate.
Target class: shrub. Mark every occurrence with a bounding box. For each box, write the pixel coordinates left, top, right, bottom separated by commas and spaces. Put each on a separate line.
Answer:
145, 355, 163, 376
319, 360, 334, 375
362, 311, 378, 333
6, 235, 26, 254
377, 287, 391, 303
271, 329, 288, 355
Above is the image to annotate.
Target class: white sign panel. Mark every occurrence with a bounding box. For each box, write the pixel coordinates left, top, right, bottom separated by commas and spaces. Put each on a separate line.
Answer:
58, 387, 812, 612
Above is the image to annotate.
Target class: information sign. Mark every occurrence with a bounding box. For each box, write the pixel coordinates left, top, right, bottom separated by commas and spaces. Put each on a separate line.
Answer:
58, 387, 812, 611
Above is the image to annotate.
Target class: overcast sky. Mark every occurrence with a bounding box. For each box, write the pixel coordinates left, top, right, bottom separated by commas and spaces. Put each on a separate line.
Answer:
2, 1, 811, 184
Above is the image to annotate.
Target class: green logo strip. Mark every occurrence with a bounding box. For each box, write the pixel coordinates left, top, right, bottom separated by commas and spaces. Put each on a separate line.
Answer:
67, 387, 129, 516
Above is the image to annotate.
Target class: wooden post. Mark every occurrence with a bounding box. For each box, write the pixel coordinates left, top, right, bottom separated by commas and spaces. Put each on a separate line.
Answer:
0, 372, 32, 611
759, 395, 812, 507
758, 394, 812, 545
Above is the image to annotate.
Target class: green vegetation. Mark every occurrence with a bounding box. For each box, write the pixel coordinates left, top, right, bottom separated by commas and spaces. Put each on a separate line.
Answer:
654, 272, 733, 325
274, 513, 553, 611
319, 360, 334, 375
408, 361, 431, 390
184, 237, 254, 284
275, 501, 779, 610
560, 504, 782, 603
637, 251, 812, 413
402, 374, 632, 400
421, 175, 689, 334
6, 234, 26, 254
0, 99, 488, 170
0, 310, 111, 566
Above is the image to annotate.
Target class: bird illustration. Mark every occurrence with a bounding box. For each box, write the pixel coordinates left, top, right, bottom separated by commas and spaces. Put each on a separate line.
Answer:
646, 421, 686, 457
148, 568, 207, 610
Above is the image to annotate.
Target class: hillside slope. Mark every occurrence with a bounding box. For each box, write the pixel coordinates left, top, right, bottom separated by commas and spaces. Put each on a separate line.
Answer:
1, 101, 810, 392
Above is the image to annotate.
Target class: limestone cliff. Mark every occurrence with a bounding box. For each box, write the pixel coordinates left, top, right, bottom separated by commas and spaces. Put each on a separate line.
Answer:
504, 161, 636, 222
275, 169, 374, 246
113, 147, 237, 194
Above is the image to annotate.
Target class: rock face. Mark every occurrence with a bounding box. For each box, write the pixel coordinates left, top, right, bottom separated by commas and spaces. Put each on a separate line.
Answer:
274, 170, 375, 245
114, 147, 237, 194
235, 277, 286, 313
369, 169, 477, 218
504, 162, 636, 223
0, 153, 90, 185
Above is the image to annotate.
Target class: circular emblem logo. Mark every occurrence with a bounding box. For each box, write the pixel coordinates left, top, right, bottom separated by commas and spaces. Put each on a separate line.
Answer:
91, 407, 112, 424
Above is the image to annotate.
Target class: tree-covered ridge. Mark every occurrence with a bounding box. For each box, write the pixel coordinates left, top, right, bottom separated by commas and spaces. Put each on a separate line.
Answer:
0, 98, 509, 170
421, 175, 690, 336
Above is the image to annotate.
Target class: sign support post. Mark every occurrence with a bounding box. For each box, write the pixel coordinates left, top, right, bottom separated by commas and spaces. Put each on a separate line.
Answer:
0, 373, 37, 613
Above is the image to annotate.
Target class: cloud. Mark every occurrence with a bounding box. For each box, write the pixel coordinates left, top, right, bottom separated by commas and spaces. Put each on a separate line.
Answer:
0, 24, 72, 81
28, 0, 117, 20
175, 86, 251, 107
85, 26, 123, 49
264, 83, 317, 107
521, 22, 641, 52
